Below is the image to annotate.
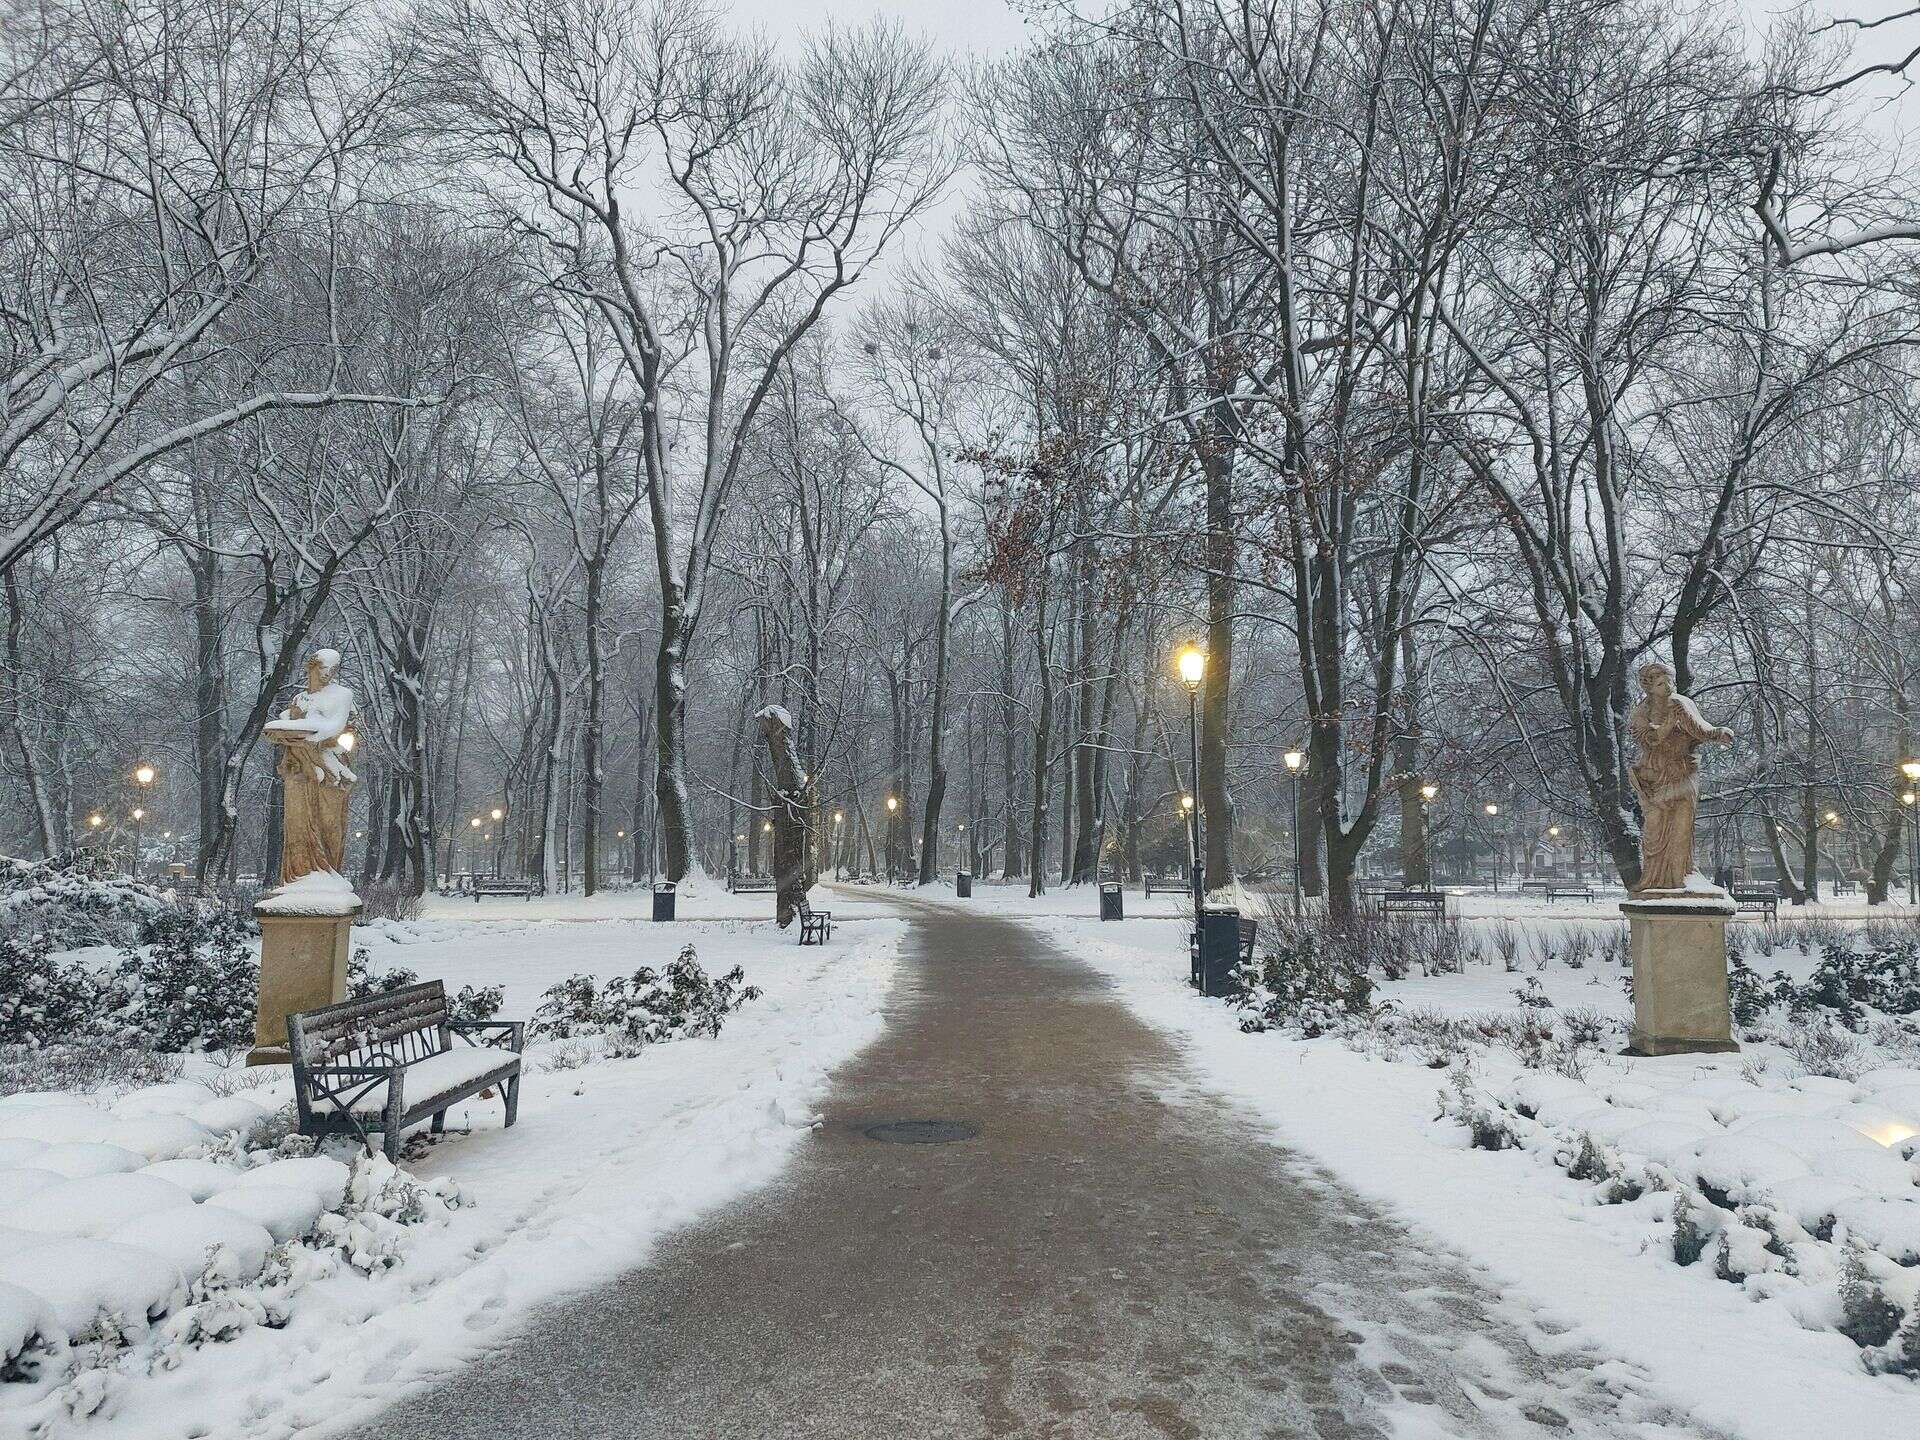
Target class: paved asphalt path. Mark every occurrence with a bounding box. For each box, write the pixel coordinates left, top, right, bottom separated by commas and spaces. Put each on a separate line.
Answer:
346, 895, 1708, 1439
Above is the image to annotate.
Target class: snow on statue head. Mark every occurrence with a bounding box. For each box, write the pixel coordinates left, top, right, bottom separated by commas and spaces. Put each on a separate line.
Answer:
263, 646, 358, 890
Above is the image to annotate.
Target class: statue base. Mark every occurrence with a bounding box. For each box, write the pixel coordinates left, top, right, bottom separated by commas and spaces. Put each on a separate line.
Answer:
1621, 893, 1738, 1057
248, 880, 361, 1066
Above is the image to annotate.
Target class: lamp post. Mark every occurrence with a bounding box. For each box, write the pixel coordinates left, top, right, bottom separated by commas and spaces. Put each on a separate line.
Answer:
1418, 782, 1438, 890
1176, 645, 1206, 928
490, 806, 505, 877
131, 764, 155, 877
885, 795, 900, 883
1484, 802, 1501, 891
1284, 748, 1306, 915
1905, 789, 1918, 905
832, 811, 845, 878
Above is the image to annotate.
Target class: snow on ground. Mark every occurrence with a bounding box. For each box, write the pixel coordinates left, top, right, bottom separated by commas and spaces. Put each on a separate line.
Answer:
3, 892, 904, 1440
911, 880, 1920, 1440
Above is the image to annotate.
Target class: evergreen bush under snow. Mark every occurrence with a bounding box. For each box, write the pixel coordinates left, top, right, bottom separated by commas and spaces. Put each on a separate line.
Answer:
532, 946, 761, 1055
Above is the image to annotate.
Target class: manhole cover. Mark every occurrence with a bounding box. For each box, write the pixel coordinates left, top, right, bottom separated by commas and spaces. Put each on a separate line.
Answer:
861, 1119, 978, 1145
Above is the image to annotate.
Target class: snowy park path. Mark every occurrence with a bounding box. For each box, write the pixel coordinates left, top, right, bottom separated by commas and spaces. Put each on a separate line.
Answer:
344, 897, 1712, 1439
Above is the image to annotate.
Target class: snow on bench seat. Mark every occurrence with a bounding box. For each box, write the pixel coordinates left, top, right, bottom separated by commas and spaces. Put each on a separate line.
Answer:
345, 1045, 518, 1115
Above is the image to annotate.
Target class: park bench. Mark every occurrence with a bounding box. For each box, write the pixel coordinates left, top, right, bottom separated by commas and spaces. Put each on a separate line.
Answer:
730, 875, 775, 894
286, 980, 525, 1162
1381, 889, 1449, 920
1733, 886, 1779, 921
798, 896, 833, 945
1143, 871, 1183, 896
472, 876, 537, 901
1520, 880, 1596, 902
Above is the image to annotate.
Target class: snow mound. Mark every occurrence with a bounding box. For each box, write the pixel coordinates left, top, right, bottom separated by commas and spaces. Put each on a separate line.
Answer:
0, 1139, 47, 1167
0, 1280, 55, 1370
1831, 1198, 1920, 1265
1614, 1120, 1713, 1168
1727, 1114, 1887, 1160
1855, 1067, 1920, 1094
140, 1158, 242, 1202
28, 1142, 143, 1180
203, 1183, 324, 1243
0, 1168, 60, 1207
1689, 1135, 1810, 1196
109, 1082, 218, 1119
109, 1207, 275, 1286
190, 1095, 273, 1137
233, 1156, 351, 1210
1, 1173, 196, 1239
0, 1238, 184, 1339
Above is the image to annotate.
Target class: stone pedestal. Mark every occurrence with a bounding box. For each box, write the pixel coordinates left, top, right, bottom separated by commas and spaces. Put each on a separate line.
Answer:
1622, 894, 1739, 1056
248, 886, 361, 1066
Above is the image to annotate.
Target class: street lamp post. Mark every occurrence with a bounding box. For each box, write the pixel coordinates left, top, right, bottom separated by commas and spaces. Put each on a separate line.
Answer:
1484, 802, 1501, 891
131, 764, 155, 877
885, 795, 900, 883
1418, 783, 1438, 890
1901, 761, 1920, 905
1284, 749, 1306, 915
832, 811, 845, 878
490, 806, 505, 877
1905, 790, 1919, 905
1176, 646, 1207, 929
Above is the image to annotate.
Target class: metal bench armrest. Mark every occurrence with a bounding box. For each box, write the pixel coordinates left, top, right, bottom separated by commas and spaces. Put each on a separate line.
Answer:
450, 1019, 527, 1053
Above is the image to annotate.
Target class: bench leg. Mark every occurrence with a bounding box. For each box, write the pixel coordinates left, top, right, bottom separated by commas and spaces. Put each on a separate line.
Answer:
431, 1109, 447, 1135
503, 1073, 521, 1128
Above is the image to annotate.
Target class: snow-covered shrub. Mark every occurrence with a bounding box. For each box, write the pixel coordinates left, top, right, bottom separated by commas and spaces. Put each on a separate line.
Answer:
355, 879, 423, 922
1231, 921, 1374, 1037
0, 931, 108, 1046
531, 946, 761, 1053
0, 1043, 182, 1098
1839, 1250, 1903, 1349
349, 950, 502, 1021
112, 908, 257, 1053
0, 852, 182, 950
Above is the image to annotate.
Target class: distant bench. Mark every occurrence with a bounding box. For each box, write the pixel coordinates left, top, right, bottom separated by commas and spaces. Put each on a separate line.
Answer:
1733, 886, 1779, 922
287, 980, 524, 1162
472, 877, 537, 901
1519, 880, 1596, 902
1381, 889, 1449, 920
730, 875, 775, 894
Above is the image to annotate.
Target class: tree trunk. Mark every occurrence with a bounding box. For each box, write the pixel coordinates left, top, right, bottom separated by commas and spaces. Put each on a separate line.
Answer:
655, 618, 694, 881
757, 706, 813, 926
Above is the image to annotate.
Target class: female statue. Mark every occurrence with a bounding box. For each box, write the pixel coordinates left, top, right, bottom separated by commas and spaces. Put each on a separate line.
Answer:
1627, 661, 1734, 894
264, 648, 357, 884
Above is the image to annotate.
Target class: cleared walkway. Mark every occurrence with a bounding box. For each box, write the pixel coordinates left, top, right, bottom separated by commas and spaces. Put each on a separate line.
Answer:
346, 901, 1706, 1439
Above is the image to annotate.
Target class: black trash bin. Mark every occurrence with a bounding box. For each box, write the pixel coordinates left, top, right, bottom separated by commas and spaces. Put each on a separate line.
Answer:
1192, 906, 1243, 996
956, 871, 973, 898
651, 881, 676, 922
1099, 882, 1124, 921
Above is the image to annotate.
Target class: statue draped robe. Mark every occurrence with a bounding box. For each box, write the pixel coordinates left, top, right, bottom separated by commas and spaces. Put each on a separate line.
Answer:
1627, 692, 1719, 893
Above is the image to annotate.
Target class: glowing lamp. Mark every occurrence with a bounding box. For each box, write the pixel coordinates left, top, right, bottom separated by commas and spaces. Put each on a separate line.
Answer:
1419, 783, 1437, 802
1903, 759, 1920, 782
491, 807, 504, 822
337, 731, 355, 753
134, 764, 155, 786
1283, 749, 1304, 773
131, 807, 145, 821
1181, 794, 1195, 812
1484, 803, 1499, 817
1175, 645, 1206, 692
886, 796, 898, 813
88, 813, 103, 829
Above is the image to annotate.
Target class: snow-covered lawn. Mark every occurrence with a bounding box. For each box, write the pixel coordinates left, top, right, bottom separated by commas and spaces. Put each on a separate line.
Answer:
1003, 900, 1920, 1440
2, 903, 903, 1440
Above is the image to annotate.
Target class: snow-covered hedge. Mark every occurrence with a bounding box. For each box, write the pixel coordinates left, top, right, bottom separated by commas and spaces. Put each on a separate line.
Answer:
1440, 1065, 1920, 1376
1, 911, 258, 1061
0, 855, 191, 952
0, 1082, 463, 1432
